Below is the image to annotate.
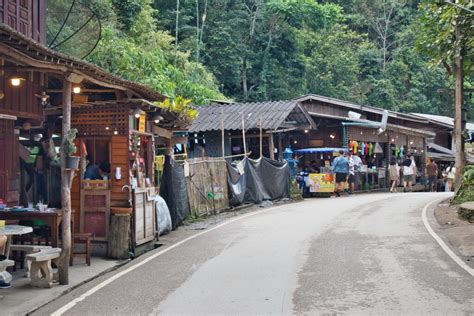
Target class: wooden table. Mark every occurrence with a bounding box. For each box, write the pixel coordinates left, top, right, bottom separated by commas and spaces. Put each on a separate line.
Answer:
0, 210, 62, 247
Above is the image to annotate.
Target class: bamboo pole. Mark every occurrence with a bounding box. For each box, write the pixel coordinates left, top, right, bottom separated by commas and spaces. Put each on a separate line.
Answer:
221, 108, 225, 158
59, 78, 72, 285
242, 114, 246, 155
259, 115, 263, 158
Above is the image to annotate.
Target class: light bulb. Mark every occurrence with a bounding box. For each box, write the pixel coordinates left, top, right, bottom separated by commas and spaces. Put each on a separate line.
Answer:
11, 78, 21, 86
73, 86, 81, 94
114, 130, 118, 135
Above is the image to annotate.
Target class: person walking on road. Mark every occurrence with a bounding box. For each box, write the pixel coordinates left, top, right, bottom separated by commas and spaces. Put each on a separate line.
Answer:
402, 153, 415, 192
445, 163, 456, 192
348, 150, 362, 194
332, 150, 349, 197
426, 158, 438, 192
389, 158, 400, 193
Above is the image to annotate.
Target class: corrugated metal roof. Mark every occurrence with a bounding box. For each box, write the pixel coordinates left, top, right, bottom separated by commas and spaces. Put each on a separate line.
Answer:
412, 113, 474, 130
296, 94, 431, 124
189, 101, 313, 132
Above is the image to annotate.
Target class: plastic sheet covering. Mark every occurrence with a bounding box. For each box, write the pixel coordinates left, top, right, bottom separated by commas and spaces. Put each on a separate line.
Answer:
227, 157, 290, 206
159, 156, 190, 229
155, 195, 172, 236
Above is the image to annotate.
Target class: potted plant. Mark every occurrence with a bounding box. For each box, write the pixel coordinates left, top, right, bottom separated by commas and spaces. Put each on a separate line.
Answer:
65, 128, 80, 170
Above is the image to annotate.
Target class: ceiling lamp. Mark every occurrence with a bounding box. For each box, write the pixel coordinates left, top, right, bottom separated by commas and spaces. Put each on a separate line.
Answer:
10, 75, 25, 87
153, 114, 164, 124
304, 129, 309, 133
133, 108, 145, 118
73, 86, 81, 94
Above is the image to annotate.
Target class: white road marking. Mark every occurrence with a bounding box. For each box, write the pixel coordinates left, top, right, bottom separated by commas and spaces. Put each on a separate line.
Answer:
51, 202, 305, 316
421, 198, 474, 277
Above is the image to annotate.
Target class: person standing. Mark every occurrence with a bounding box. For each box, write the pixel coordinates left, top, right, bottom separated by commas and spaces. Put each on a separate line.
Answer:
332, 150, 349, 197
445, 163, 456, 192
426, 158, 438, 192
389, 158, 400, 192
348, 150, 362, 194
402, 154, 414, 192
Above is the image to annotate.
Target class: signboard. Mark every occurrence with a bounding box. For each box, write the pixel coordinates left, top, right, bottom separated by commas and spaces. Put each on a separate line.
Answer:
138, 114, 146, 133
309, 140, 324, 147
307, 173, 335, 193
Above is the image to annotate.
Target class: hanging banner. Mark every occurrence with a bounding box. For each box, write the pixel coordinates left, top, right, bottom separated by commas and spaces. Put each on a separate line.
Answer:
139, 114, 146, 133
307, 173, 335, 193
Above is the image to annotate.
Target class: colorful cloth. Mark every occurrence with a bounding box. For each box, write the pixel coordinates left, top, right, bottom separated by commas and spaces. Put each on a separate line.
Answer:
368, 143, 373, 155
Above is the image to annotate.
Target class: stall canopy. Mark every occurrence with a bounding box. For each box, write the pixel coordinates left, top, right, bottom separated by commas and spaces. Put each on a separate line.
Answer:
294, 148, 348, 154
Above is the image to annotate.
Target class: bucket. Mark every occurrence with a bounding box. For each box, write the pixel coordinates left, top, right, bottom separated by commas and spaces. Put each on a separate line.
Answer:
65, 156, 80, 170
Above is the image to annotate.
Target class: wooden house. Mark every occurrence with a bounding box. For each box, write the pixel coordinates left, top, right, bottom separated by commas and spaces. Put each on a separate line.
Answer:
0, 11, 182, 256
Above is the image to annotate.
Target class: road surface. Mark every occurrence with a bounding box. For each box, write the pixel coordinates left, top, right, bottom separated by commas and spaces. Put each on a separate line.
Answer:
35, 192, 473, 315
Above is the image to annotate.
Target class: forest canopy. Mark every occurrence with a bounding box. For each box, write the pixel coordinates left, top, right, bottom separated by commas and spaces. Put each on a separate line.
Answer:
48, 0, 473, 117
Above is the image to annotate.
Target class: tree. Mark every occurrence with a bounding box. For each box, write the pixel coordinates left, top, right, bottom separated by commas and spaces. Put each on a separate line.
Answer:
417, 0, 474, 190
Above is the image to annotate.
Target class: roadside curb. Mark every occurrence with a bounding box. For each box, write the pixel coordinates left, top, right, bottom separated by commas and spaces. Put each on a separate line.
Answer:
27, 259, 131, 315
421, 198, 474, 277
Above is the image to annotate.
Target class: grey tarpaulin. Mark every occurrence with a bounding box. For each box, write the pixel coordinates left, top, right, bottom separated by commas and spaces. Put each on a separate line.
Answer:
159, 156, 190, 229
227, 157, 290, 206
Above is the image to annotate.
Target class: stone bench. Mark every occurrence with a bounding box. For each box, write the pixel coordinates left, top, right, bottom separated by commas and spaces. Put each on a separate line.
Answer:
26, 248, 61, 288
0, 259, 15, 284
10, 244, 52, 277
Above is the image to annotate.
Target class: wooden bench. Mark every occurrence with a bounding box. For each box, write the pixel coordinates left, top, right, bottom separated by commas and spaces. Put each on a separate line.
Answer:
10, 244, 52, 277
26, 248, 61, 288
0, 260, 14, 284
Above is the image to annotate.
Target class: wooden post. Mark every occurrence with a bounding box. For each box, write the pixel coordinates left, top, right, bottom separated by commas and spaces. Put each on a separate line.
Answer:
221, 108, 225, 158
278, 133, 283, 160
454, 17, 465, 191
59, 78, 72, 285
242, 115, 246, 155
259, 115, 263, 158
269, 133, 275, 160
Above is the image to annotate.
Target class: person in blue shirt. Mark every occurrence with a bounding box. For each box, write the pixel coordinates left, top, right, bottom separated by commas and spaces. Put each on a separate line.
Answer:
84, 161, 111, 180
332, 150, 349, 197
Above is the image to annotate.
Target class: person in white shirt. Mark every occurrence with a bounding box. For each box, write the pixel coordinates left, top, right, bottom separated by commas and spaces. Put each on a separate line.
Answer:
348, 151, 362, 194
402, 153, 415, 191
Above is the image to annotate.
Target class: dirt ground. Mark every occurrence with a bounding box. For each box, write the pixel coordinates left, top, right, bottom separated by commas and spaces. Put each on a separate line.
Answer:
434, 199, 474, 267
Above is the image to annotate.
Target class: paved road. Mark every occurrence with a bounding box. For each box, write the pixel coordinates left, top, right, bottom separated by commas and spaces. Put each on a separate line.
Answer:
35, 193, 473, 315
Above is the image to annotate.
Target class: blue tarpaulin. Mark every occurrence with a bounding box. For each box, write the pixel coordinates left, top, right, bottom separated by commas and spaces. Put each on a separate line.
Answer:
294, 147, 348, 154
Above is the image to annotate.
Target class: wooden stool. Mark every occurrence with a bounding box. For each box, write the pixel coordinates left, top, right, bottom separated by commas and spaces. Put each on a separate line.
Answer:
69, 233, 91, 266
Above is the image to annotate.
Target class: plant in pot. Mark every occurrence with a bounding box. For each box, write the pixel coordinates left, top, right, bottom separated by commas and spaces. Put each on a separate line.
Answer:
64, 128, 80, 170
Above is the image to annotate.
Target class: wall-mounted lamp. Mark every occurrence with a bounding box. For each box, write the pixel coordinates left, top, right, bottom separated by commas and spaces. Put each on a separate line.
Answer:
10, 75, 25, 87
114, 129, 119, 135
304, 129, 309, 134
329, 134, 335, 139
133, 108, 145, 118
73, 86, 81, 94
153, 114, 164, 124
105, 126, 110, 131
294, 140, 298, 144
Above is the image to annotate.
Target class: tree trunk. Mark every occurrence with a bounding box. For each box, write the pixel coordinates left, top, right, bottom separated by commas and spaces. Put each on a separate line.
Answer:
454, 18, 465, 191
59, 79, 72, 285
242, 58, 248, 101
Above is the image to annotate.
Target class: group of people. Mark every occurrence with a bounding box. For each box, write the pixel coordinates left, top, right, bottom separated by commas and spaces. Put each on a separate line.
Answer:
388, 154, 417, 193
389, 158, 456, 193
331, 149, 362, 197
331, 149, 456, 196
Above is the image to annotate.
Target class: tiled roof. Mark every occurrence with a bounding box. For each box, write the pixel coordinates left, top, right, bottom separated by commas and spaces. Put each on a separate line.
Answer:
189, 101, 314, 132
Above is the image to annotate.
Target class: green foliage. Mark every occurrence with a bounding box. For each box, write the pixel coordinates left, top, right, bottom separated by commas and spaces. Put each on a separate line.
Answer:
64, 128, 78, 157
49, 0, 225, 105
155, 96, 198, 123
453, 165, 474, 205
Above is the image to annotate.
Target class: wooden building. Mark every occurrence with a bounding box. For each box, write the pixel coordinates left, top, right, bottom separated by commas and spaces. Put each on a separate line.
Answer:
0, 17, 182, 256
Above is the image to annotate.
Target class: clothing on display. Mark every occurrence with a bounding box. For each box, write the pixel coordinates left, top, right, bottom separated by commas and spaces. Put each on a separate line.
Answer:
368, 142, 374, 156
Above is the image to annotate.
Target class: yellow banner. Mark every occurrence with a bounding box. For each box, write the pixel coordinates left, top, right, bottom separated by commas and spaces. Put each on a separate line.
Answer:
139, 113, 146, 133
307, 173, 335, 193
